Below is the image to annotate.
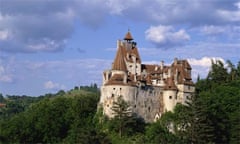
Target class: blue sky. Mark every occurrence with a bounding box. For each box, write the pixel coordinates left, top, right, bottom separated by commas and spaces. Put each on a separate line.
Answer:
0, 0, 239, 96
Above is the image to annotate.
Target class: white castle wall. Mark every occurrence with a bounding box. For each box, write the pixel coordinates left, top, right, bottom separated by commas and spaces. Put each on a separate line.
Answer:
163, 90, 177, 112
176, 84, 195, 104
101, 84, 168, 122
100, 85, 136, 117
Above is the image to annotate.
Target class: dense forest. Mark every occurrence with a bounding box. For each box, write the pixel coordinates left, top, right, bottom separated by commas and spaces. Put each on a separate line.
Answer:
0, 60, 239, 143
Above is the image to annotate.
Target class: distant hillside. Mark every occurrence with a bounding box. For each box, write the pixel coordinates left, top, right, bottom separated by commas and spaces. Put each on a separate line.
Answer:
0, 84, 99, 120
0, 85, 100, 143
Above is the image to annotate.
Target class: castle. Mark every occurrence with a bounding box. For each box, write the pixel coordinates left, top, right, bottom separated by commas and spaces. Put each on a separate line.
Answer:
99, 31, 195, 122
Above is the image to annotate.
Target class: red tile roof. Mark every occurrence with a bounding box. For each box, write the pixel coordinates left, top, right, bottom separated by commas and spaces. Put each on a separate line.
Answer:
172, 60, 194, 85
124, 31, 133, 41
164, 77, 178, 90
0, 103, 6, 108
105, 32, 194, 88
112, 46, 127, 71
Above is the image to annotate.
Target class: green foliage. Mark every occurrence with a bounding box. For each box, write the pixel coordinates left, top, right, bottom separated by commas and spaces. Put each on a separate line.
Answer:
110, 96, 132, 137
0, 86, 101, 143
0, 60, 240, 143
158, 60, 240, 144
0, 94, 5, 103
207, 60, 228, 84
145, 120, 181, 144
109, 96, 146, 138
0, 95, 44, 120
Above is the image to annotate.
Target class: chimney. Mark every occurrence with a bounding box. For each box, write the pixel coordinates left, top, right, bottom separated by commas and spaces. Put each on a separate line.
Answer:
160, 61, 164, 70
174, 58, 178, 65
117, 40, 121, 49
168, 68, 171, 77
124, 73, 127, 84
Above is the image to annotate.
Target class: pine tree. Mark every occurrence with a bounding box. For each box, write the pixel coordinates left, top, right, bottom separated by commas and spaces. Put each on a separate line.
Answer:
207, 60, 228, 84
185, 93, 214, 144
110, 96, 132, 137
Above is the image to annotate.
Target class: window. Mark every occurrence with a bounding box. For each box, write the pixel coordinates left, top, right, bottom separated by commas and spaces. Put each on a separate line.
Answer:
148, 107, 151, 112
113, 88, 115, 90
112, 94, 114, 97
169, 96, 172, 99
120, 88, 122, 90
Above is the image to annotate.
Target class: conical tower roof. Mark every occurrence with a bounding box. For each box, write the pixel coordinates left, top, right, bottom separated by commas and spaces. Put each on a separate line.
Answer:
124, 31, 133, 41
112, 46, 127, 71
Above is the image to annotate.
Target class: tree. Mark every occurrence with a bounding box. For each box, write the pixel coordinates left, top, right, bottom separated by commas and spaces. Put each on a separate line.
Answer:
226, 60, 237, 81
145, 120, 181, 144
0, 94, 5, 103
0, 86, 101, 143
207, 60, 228, 84
185, 94, 215, 143
110, 96, 132, 137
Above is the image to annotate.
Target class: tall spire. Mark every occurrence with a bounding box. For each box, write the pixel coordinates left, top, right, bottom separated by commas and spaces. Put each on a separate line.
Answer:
112, 46, 127, 71
124, 30, 133, 41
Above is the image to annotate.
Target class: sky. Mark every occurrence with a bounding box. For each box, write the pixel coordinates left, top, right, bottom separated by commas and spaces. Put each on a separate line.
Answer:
0, 0, 239, 96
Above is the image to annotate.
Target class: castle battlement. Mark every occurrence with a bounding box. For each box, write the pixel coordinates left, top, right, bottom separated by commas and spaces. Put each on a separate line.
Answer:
99, 31, 195, 122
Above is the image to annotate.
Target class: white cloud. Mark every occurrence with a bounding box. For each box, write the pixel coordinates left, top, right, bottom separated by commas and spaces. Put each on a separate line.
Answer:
0, 0, 75, 53
106, 0, 140, 15
145, 25, 190, 47
188, 57, 225, 80
217, 1, 240, 22
236, 1, 240, 9
44, 80, 65, 90
0, 0, 239, 53
0, 59, 14, 83
0, 30, 11, 40
0, 75, 13, 83
188, 56, 225, 67
201, 25, 226, 35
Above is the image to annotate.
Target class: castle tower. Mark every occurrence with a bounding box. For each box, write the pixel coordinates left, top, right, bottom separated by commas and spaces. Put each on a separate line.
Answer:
163, 77, 177, 112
